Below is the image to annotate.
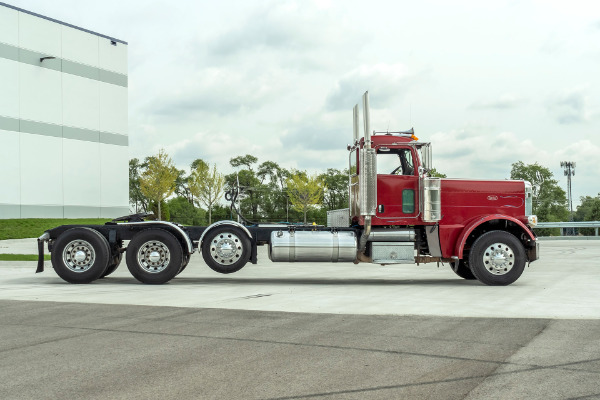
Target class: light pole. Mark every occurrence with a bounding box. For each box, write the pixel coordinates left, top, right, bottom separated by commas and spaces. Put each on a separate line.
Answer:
560, 161, 576, 235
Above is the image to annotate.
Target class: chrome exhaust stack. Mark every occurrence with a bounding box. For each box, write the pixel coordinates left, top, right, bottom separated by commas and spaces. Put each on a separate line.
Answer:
357, 91, 377, 255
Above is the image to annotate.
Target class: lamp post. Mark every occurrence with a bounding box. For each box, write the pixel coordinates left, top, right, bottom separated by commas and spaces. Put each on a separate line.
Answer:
560, 161, 576, 235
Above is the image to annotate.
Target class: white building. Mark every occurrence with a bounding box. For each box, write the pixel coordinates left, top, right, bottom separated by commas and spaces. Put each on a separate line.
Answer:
0, 2, 129, 219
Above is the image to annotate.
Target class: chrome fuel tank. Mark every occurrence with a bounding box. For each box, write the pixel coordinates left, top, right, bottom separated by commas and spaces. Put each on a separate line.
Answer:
268, 230, 357, 262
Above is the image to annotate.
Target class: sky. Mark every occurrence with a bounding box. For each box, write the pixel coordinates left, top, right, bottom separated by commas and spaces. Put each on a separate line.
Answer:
9, 0, 600, 206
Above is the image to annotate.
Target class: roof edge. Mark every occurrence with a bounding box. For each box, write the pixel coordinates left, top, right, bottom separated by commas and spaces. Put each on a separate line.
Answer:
0, 2, 128, 45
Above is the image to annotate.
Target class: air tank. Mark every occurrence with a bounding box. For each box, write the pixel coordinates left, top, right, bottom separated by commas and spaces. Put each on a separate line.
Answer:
268, 230, 357, 263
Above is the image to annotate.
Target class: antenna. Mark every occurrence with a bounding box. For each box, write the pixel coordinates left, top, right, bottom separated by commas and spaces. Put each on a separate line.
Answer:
560, 161, 576, 235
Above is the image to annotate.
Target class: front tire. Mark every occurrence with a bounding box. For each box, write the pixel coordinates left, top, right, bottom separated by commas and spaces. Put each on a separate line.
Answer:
51, 227, 111, 284
201, 226, 251, 274
126, 229, 183, 284
450, 259, 476, 280
468, 231, 526, 286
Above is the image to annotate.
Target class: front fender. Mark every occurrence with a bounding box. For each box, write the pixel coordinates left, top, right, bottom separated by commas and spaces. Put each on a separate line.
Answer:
455, 214, 535, 259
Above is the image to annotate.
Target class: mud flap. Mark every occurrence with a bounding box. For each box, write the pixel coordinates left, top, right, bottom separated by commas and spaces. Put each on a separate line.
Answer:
36, 238, 45, 273
527, 241, 540, 262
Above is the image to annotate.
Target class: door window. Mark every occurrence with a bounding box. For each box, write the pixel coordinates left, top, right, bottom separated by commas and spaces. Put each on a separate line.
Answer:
377, 148, 414, 176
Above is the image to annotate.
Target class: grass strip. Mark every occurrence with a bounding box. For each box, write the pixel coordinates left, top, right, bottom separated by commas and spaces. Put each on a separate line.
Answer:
0, 254, 51, 261
0, 218, 111, 240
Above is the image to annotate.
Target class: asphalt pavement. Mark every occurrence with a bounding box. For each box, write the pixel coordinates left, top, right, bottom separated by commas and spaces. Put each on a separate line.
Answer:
0, 239, 599, 399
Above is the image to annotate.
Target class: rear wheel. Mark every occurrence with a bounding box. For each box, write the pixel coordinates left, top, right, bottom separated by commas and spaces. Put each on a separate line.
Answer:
101, 252, 123, 278
177, 254, 190, 275
201, 226, 251, 274
126, 229, 183, 284
51, 227, 110, 284
468, 231, 526, 286
450, 259, 476, 280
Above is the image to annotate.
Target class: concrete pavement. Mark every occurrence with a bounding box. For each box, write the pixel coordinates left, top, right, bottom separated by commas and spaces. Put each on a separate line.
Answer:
1, 300, 600, 400
1, 239, 600, 399
0, 240, 599, 319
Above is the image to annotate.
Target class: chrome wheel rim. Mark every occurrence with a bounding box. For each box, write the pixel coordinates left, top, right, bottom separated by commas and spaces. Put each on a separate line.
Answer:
483, 242, 514, 275
210, 232, 243, 265
63, 240, 96, 272
137, 241, 170, 273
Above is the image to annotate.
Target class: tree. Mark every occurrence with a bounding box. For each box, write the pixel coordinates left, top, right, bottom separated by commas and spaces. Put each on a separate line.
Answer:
227, 155, 262, 221
139, 149, 178, 220
230, 154, 258, 171
173, 168, 193, 204
428, 168, 447, 178
574, 194, 600, 235
129, 158, 149, 213
257, 161, 291, 222
319, 168, 348, 210
189, 162, 225, 224
511, 161, 569, 235
168, 196, 206, 226
287, 171, 325, 224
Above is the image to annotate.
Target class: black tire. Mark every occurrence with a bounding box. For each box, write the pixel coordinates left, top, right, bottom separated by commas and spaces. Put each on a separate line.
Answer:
468, 231, 526, 286
201, 226, 251, 274
50, 227, 111, 284
177, 254, 190, 275
101, 252, 123, 278
126, 229, 183, 284
450, 259, 476, 280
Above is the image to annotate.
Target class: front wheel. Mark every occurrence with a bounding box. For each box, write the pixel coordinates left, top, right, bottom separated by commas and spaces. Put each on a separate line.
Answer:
201, 226, 251, 274
450, 259, 476, 280
126, 229, 183, 284
468, 231, 526, 286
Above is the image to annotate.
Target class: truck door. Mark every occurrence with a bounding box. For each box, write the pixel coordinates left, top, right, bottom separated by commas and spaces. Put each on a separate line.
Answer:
375, 146, 419, 221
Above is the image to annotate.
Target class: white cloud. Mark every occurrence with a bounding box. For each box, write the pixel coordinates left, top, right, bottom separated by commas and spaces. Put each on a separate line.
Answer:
546, 87, 592, 124
326, 63, 426, 111
470, 94, 527, 110
8, 0, 600, 204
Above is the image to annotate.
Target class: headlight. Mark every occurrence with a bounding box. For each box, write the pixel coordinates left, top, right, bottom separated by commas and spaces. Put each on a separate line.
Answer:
527, 215, 538, 227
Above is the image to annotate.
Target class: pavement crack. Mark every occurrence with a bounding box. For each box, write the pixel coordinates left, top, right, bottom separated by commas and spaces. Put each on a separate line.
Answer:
7, 322, 538, 368
461, 320, 551, 399
0, 329, 100, 354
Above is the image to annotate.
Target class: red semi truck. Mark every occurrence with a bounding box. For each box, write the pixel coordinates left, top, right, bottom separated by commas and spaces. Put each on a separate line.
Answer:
37, 92, 539, 286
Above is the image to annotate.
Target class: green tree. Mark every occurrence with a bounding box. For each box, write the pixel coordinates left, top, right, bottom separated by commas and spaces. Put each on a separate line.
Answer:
227, 155, 262, 221
189, 162, 225, 224
168, 196, 206, 225
129, 158, 148, 213
428, 168, 447, 178
257, 161, 291, 222
287, 171, 325, 224
319, 168, 348, 210
574, 194, 600, 235
173, 168, 193, 204
139, 149, 178, 220
230, 154, 258, 171
511, 161, 569, 235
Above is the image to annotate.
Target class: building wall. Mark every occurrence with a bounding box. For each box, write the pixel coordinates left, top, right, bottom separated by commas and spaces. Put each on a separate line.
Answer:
0, 4, 129, 219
